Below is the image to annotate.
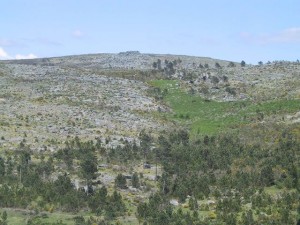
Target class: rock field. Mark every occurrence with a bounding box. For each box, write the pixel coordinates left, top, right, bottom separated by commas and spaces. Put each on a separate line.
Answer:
1, 52, 299, 152
0, 62, 169, 152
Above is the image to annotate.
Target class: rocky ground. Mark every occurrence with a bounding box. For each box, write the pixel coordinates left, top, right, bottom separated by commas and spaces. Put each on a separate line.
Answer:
0, 62, 169, 152
178, 61, 300, 102
3, 51, 232, 70
1, 53, 299, 153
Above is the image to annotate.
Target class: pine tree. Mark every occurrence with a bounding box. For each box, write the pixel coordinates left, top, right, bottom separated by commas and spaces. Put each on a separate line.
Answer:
132, 172, 140, 188
115, 174, 127, 189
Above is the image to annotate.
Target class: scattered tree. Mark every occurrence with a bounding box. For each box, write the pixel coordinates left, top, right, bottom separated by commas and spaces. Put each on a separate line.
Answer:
215, 62, 221, 69
228, 62, 236, 67
132, 172, 140, 188
152, 62, 157, 69
115, 174, 127, 189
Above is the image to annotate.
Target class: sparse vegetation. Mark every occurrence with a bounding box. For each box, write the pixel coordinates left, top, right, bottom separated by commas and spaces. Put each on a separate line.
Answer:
149, 79, 300, 135
1, 53, 300, 224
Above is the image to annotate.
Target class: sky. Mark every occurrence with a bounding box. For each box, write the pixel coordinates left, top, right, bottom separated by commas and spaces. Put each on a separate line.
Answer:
1, 0, 300, 64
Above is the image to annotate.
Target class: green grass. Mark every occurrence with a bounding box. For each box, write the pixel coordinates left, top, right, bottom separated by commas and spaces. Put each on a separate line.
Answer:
1, 209, 83, 225
149, 79, 300, 135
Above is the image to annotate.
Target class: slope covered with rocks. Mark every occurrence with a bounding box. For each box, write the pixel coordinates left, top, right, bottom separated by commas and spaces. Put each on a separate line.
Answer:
1, 52, 299, 152
0, 62, 169, 152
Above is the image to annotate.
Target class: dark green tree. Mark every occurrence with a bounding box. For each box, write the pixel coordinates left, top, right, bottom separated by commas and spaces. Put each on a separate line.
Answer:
152, 61, 157, 69
139, 130, 152, 160
115, 174, 127, 189
188, 197, 198, 210
105, 191, 126, 220
211, 76, 220, 85
0, 158, 5, 178
5, 157, 14, 176
215, 62, 221, 69
88, 186, 108, 214
54, 173, 74, 196
80, 152, 97, 183
157, 59, 162, 70
260, 165, 274, 186
132, 172, 140, 188
0, 211, 7, 225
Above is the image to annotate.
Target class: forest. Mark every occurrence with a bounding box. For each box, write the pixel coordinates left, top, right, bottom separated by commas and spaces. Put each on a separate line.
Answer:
0, 124, 299, 224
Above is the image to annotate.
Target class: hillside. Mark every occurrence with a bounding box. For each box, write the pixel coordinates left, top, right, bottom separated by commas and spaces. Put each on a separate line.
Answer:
0, 53, 300, 225
2, 51, 232, 70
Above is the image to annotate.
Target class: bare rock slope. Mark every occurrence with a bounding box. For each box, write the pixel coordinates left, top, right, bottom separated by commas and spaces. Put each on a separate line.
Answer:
0, 62, 168, 151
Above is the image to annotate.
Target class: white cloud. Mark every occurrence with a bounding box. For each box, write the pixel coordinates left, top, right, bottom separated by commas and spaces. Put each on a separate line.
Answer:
270, 27, 300, 43
0, 47, 37, 60
0, 47, 12, 59
15, 53, 37, 60
72, 29, 84, 38
240, 27, 300, 45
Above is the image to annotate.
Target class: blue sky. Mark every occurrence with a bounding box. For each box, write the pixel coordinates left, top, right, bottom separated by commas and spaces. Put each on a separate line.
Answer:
1, 0, 300, 63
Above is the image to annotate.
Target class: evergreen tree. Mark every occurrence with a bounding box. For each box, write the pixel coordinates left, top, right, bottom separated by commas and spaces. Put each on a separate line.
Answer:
132, 172, 140, 188
80, 152, 97, 183
0, 211, 7, 225
115, 174, 127, 189
0, 158, 5, 177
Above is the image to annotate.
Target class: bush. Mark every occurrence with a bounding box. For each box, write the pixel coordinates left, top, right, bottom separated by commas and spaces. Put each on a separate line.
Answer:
228, 62, 235, 67
225, 87, 236, 96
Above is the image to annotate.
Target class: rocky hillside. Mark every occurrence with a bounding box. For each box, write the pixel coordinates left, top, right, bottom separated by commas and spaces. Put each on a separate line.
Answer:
0, 62, 169, 152
0, 52, 300, 225
3, 51, 299, 103
2, 51, 233, 70
1, 52, 299, 151
179, 61, 300, 102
